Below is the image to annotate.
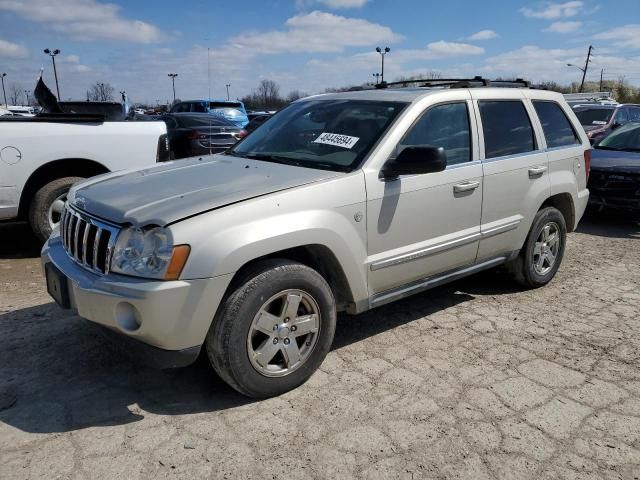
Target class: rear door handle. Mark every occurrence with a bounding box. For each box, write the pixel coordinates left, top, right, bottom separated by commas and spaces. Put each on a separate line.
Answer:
528, 166, 548, 177
453, 181, 480, 193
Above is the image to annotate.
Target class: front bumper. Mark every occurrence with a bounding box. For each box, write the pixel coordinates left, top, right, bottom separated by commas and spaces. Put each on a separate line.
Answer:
42, 231, 233, 366
588, 171, 640, 212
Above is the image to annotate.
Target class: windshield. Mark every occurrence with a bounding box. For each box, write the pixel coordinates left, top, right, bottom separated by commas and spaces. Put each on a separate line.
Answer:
575, 107, 614, 126
229, 99, 407, 172
596, 123, 640, 151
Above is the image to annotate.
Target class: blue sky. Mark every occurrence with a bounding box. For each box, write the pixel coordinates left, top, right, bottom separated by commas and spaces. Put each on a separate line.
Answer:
1, 0, 639, 104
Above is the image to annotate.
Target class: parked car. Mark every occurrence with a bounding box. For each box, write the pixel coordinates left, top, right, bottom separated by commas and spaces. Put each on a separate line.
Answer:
573, 104, 640, 144
161, 113, 246, 159
170, 100, 249, 127
42, 78, 590, 398
244, 113, 272, 133
588, 122, 640, 214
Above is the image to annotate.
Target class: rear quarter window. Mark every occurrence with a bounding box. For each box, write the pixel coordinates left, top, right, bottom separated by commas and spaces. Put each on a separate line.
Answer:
479, 100, 536, 159
533, 100, 581, 148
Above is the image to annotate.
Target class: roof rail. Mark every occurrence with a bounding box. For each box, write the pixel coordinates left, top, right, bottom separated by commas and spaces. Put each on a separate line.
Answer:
375, 76, 532, 90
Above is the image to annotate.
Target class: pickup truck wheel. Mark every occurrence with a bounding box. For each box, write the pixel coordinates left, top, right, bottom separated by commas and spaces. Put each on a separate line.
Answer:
206, 260, 336, 398
29, 176, 84, 243
507, 206, 567, 288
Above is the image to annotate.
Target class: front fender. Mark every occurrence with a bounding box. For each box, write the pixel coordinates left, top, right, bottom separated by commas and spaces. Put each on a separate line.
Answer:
170, 173, 369, 307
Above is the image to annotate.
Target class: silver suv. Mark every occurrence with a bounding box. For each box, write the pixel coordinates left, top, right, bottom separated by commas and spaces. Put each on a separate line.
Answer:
42, 78, 591, 398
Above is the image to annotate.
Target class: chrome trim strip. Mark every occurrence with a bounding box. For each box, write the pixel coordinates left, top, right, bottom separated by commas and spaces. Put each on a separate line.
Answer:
481, 149, 544, 164
370, 232, 481, 271
480, 220, 521, 239
73, 214, 81, 260
93, 227, 102, 270
82, 222, 90, 265
370, 257, 506, 309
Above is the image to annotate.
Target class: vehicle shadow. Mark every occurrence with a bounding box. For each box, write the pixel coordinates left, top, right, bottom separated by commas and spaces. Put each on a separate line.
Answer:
0, 267, 515, 434
0, 223, 41, 259
577, 210, 640, 239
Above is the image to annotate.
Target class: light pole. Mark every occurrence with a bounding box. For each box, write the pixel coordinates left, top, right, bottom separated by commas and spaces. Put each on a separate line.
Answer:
0, 73, 7, 107
43, 48, 61, 100
375, 46, 390, 83
226, 83, 231, 101
373, 73, 381, 85
567, 63, 586, 93
24, 90, 30, 105
168, 73, 178, 103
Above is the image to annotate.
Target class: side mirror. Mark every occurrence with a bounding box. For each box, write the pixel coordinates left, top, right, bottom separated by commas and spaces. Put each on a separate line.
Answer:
611, 121, 622, 130
381, 145, 447, 179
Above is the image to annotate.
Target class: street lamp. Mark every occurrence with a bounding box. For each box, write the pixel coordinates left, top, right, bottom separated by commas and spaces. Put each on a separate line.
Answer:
375, 46, 390, 83
168, 73, 178, 103
24, 90, 30, 105
0, 73, 7, 108
225, 83, 231, 101
43, 48, 61, 101
373, 73, 381, 85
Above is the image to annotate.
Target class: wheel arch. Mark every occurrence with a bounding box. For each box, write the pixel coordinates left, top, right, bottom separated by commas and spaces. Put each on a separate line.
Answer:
19, 158, 109, 217
224, 244, 357, 313
541, 192, 575, 232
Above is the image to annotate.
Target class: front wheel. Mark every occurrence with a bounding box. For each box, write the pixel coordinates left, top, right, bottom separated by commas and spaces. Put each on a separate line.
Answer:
506, 206, 567, 288
28, 177, 85, 243
206, 260, 337, 398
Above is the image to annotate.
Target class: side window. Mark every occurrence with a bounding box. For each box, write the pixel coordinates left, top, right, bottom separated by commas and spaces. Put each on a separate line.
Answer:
191, 102, 206, 113
174, 103, 188, 113
479, 100, 536, 159
614, 107, 629, 124
533, 100, 580, 148
400, 102, 471, 165
628, 107, 640, 122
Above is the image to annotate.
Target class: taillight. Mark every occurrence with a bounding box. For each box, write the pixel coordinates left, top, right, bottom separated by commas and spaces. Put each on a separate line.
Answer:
187, 131, 207, 140
584, 148, 592, 181
156, 134, 171, 162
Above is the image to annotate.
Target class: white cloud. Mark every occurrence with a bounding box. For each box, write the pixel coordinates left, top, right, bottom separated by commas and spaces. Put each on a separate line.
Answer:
544, 21, 582, 33
64, 55, 80, 63
468, 30, 499, 41
0, 0, 162, 43
228, 11, 402, 54
521, 1, 584, 19
594, 24, 640, 49
0, 38, 27, 58
297, 0, 368, 8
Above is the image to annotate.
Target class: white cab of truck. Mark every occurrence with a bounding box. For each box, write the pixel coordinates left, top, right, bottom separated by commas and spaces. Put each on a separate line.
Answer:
0, 115, 169, 241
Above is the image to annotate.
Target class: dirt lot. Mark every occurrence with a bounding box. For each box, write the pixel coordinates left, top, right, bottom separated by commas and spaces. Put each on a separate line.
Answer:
1, 214, 640, 480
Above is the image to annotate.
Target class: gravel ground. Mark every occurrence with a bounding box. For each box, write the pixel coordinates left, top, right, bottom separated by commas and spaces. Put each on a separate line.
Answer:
1, 214, 639, 480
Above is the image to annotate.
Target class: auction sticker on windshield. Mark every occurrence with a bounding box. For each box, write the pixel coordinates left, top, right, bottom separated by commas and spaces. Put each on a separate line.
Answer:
314, 132, 359, 149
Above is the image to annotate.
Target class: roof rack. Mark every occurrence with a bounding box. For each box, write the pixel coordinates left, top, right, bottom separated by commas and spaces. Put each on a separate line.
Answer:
375, 76, 532, 90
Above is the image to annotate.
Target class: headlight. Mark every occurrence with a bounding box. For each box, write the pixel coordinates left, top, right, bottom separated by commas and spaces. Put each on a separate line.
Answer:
111, 226, 190, 280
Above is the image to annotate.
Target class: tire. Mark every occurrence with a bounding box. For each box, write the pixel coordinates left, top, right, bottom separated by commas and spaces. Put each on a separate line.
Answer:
29, 176, 84, 243
507, 206, 567, 288
206, 259, 336, 398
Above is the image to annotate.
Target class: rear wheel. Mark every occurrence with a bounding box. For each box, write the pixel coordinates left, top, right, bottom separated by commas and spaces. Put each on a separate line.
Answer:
507, 206, 567, 288
206, 260, 336, 398
28, 177, 84, 243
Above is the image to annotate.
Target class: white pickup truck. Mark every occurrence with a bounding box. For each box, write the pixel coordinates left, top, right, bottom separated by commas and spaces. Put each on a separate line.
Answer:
0, 114, 169, 241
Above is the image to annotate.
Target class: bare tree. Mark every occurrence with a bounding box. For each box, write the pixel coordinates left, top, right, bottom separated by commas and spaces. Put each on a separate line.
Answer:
286, 90, 308, 103
8, 84, 23, 105
86, 82, 115, 101
255, 79, 280, 108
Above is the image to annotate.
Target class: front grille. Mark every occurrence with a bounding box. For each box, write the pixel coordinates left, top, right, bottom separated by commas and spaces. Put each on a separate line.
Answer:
60, 206, 120, 274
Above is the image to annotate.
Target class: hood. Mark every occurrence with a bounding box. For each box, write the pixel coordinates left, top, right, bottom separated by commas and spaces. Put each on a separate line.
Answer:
69, 155, 342, 226
591, 149, 640, 174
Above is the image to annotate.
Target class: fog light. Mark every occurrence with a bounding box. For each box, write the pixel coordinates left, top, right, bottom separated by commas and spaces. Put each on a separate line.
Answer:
115, 302, 141, 332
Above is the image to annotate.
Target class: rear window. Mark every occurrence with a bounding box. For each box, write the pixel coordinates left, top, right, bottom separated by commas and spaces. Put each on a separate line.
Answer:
574, 107, 614, 126
533, 101, 581, 148
479, 100, 536, 159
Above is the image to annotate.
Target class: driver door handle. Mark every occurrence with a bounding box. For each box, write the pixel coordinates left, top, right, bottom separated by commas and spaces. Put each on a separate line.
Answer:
528, 165, 548, 177
453, 181, 480, 193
